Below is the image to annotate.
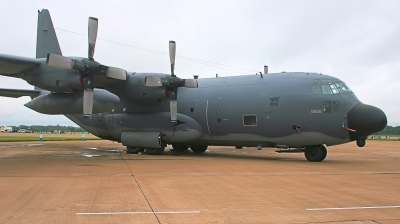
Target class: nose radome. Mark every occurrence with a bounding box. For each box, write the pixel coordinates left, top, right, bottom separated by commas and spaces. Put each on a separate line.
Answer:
347, 103, 387, 140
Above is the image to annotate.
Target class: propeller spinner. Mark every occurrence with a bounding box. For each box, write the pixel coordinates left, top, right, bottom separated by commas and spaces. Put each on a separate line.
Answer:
144, 41, 198, 123
46, 17, 126, 118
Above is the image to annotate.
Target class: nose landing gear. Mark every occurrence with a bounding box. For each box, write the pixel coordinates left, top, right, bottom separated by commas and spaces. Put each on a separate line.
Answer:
304, 145, 327, 162
356, 139, 366, 147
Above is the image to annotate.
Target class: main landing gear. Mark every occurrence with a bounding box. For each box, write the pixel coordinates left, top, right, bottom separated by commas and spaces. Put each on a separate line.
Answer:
127, 144, 207, 155
126, 143, 165, 155
171, 143, 189, 152
126, 146, 144, 154
145, 146, 165, 155
172, 143, 208, 153
190, 145, 208, 153
304, 145, 327, 162
171, 144, 208, 153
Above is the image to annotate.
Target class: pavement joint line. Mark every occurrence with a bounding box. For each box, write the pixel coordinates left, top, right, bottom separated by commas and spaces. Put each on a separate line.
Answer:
306, 205, 400, 211
116, 143, 161, 224
76, 211, 201, 215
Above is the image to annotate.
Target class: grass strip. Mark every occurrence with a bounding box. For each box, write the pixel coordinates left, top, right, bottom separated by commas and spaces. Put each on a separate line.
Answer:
0, 136, 100, 142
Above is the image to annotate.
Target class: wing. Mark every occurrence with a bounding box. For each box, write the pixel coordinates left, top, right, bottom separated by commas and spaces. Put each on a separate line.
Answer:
0, 88, 42, 99
0, 54, 41, 76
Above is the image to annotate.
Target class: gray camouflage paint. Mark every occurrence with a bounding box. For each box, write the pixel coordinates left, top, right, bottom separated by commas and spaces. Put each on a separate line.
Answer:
0, 9, 386, 151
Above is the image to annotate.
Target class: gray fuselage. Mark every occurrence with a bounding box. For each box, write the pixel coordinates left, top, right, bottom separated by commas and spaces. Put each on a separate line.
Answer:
66, 72, 364, 149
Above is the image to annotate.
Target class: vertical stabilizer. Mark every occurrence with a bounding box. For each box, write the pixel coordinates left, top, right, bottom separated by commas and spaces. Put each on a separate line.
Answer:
36, 9, 62, 58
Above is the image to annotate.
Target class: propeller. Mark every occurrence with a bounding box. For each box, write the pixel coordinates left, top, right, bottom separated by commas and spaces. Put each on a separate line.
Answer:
46, 17, 126, 118
144, 41, 198, 123
169, 41, 178, 123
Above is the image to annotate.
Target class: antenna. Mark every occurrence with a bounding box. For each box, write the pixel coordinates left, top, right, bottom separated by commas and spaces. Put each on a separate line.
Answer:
264, 65, 268, 74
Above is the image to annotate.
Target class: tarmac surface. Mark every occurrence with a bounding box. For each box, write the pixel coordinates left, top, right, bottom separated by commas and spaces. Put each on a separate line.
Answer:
0, 140, 399, 224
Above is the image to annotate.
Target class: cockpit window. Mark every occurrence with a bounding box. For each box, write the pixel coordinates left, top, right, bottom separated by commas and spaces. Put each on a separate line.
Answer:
330, 84, 339, 94
335, 83, 351, 93
321, 85, 332, 94
313, 79, 352, 94
313, 86, 322, 94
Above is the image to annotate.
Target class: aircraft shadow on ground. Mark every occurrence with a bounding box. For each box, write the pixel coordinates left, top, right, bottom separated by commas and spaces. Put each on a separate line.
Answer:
150, 150, 307, 162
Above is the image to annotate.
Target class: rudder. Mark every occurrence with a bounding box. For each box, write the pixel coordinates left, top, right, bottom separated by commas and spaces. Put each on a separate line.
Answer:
36, 9, 62, 58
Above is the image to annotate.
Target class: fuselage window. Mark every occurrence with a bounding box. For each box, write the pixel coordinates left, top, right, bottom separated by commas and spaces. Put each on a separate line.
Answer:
323, 100, 332, 113
243, 115, 257, 126
323, 100, 339, 113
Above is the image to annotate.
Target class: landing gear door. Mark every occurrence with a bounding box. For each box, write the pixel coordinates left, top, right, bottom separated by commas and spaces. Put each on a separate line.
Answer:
113, 114, 124, 139
105, 114, 124, 140
106, 115, 113, 134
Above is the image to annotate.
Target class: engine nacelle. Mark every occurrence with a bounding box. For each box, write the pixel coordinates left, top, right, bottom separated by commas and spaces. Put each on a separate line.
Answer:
25, 89, 120, 114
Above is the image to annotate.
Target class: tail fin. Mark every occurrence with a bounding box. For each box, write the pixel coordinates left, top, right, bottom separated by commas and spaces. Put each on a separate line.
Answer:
36, 9, 62, 58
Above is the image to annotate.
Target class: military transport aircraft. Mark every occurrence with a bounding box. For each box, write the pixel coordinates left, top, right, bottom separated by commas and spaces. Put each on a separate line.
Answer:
0, 9, 387, 162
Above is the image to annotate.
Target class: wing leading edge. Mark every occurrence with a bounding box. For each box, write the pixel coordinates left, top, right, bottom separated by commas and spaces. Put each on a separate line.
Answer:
0, 54, 41, 76
0, 88, 42, 99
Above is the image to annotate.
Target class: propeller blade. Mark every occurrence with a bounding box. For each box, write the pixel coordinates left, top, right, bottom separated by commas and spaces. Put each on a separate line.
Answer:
183, 79, 198, 88
83, 89, 94, 118
106, 67, 127, 80
88, 17, 98, 59
46, 53, 73, 69
169, 40, 176, 77
145, 76, 163, 87
170, 100, 177, 123
83, 77, 94, 118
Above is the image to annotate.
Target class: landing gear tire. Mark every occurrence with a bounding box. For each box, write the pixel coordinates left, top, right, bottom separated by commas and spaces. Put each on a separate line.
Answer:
145, 147, 165, 155
356, 139, 366, 147
126, 146, 144, 154
172, 143, 189, 152
145, 142, 166, 155
191, 145, 208, 153
304, 145, 327, 162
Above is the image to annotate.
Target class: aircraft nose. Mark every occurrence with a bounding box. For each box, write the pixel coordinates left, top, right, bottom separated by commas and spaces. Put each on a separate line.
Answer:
347, 103, 387, 140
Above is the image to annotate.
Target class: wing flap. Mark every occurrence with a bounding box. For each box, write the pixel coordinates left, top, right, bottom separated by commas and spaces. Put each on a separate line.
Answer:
0, 54, 41, 76
0, 88, 42, 98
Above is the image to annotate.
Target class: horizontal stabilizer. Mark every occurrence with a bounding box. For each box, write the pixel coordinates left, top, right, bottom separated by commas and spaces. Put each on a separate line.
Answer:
0, 88, 43, 99
0, 54, 41, 76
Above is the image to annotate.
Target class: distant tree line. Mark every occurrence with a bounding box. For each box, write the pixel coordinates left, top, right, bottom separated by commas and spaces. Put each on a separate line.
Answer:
8, 125, 86, 133
375, 126, 400, 135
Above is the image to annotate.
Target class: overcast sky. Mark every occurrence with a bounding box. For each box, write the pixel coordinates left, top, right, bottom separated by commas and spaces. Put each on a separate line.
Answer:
0, 0, 399, 127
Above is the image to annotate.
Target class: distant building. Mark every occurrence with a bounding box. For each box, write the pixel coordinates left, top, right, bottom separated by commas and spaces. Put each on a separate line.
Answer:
0, 126, 13, 132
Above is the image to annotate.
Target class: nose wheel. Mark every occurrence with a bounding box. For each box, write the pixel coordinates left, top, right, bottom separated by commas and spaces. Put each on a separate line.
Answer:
304, 145, 327, 162
356, 139, 366, 147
